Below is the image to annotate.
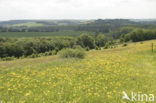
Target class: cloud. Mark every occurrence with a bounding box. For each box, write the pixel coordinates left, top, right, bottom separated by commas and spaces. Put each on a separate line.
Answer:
0, 0, 155, 20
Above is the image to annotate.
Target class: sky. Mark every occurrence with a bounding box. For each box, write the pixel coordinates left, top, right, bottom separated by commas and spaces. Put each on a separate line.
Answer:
0, 0, 156, 20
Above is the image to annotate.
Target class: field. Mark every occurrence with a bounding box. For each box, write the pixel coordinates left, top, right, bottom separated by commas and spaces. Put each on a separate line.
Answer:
0, 31, 88, 38
0, 40, 156, 103
12, 22, 44, 27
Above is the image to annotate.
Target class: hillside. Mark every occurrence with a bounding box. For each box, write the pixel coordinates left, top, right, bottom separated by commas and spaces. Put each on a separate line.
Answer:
0, 20, 85, 27
0, 19, 156, 33
0, 40, 156, 102
1, 19, 156, 27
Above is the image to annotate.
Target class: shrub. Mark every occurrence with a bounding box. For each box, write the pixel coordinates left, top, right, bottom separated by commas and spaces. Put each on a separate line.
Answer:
85, 46, 90, 51
2, 56, 16, 61
52, 50, 57, 55
122, 43, 127, 47
59, 48, 85, 59
104, 43, 109, 49
29, 50, 57, 58
95, 46, 100, 50
72, 45, 82, 49
29, 54, 40, 58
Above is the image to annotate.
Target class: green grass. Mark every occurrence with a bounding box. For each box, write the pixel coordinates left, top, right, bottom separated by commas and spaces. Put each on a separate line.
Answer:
0, 40, 156, 103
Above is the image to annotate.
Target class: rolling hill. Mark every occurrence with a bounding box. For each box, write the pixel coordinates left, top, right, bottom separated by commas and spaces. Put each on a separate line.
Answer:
0, 20, 86, 27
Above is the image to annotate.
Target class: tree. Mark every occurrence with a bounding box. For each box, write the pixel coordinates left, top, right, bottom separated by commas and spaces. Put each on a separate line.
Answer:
76, 34, 95, 49
95, 34, 108, 47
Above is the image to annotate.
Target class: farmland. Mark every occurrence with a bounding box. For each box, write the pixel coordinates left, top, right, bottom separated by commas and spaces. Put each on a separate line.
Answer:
0, 40, 156, 103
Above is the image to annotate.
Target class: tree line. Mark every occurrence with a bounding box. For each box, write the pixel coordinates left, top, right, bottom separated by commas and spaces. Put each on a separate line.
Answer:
0, 34, 110, 59
120, 28, 156, 42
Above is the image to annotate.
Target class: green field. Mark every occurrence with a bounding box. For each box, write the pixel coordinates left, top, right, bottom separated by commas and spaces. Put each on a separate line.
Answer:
13, 22, 45, 27
0, 40, 156, 102
0, 31, 89, 38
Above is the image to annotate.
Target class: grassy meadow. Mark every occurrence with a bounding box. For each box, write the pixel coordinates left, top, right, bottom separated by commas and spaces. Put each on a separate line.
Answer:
0, 40, 156, 103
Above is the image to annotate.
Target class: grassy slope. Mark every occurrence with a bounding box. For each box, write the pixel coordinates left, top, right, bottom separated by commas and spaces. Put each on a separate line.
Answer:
0, 40, 156, 103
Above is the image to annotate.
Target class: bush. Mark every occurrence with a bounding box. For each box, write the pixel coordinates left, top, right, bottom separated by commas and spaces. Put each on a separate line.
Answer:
59, 48, 85, 59
2, 56, 16, 61
52, 50, 57, 55
95, 46, 100, 50
28, 54, 40, 58
122, 43, 127, 47
28, 50, 57, 58
95, 46, 98, 50
104, 42, 109, 49
72, 45, 82, 49
85, 46, 90, 51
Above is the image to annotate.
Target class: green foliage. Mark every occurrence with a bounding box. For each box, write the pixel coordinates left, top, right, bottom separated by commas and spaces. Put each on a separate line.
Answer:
1, 56, 16, 61
28, 50, 57, 58
85, 46, 90, 51
59, 48, 85, 59
121, 28, 156, 42
0, 37, 75, 58
95, 34, 108, 47
72, 45, 83, 49
95, 46, 99, 50
114, 27, 134, 39
122, 43, 127, 47
95, 46, 101, 50
104, 42, 109, 49
76, 34, 95, 49
28, 54, 41, 58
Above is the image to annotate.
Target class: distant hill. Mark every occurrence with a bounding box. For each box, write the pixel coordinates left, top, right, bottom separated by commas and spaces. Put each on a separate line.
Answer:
0, 20, 86, 27
0, 19, 156, 33
76, 19, 140, 33
1, 19, 156, 27
130, 19, 156, 25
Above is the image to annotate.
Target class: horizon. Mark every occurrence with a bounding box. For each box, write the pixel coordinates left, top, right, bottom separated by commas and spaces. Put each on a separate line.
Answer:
1, 18, 156, 22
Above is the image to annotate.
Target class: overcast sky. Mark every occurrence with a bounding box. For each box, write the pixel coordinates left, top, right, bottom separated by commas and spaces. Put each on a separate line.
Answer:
0, 0, 156, 20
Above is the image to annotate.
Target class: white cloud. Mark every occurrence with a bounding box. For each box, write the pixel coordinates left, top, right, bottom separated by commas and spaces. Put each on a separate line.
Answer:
0, 0, 155, 20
